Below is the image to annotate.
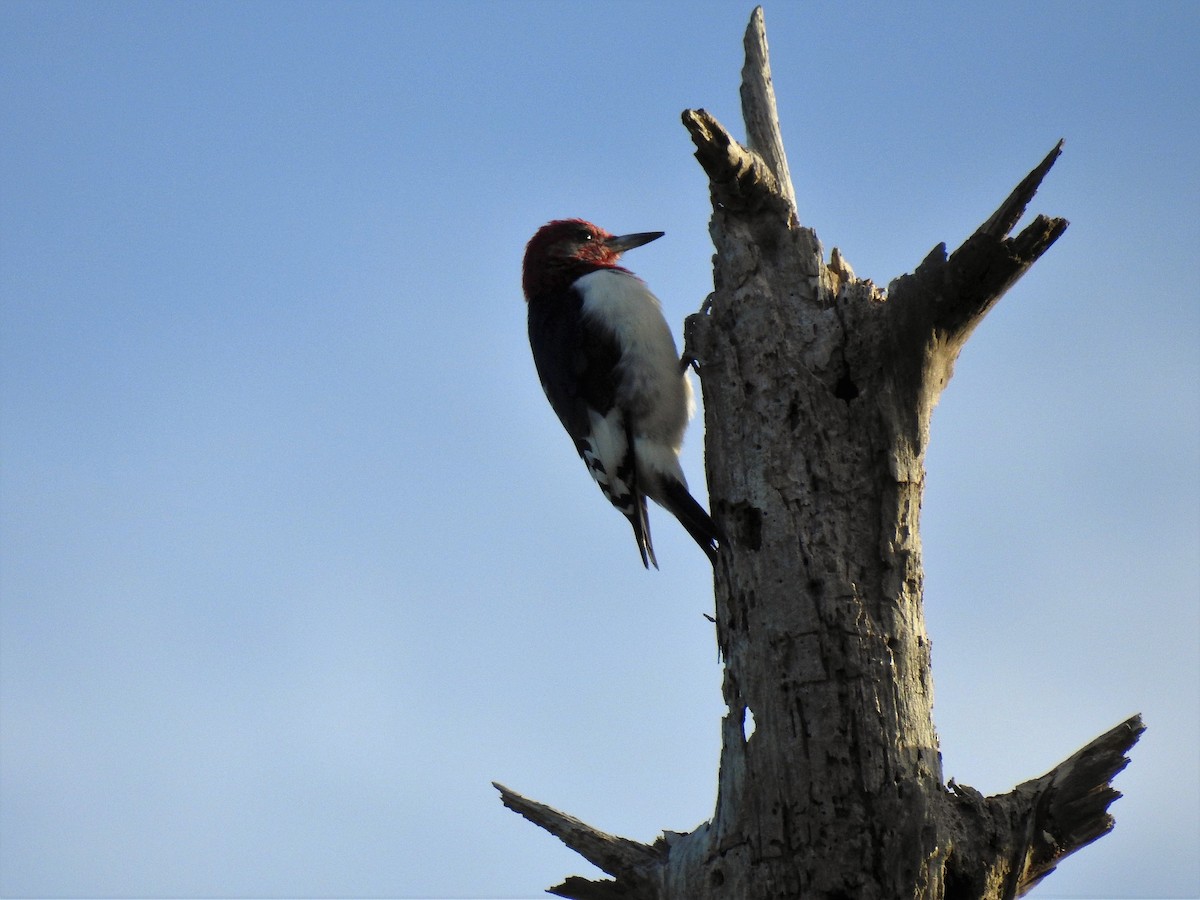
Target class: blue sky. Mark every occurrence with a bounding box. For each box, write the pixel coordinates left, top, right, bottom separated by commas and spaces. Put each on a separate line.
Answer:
1, 2, 1196, 898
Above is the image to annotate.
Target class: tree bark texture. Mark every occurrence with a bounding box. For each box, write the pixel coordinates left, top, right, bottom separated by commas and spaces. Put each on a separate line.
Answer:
497, 8, 1142, 898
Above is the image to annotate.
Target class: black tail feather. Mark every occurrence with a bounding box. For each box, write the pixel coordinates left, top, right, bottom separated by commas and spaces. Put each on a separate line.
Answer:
621, 418, 658, 569
627, 494, 658, 570
659, 479, 721, 566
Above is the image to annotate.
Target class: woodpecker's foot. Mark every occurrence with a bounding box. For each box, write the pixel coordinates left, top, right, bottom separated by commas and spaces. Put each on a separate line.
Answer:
682, 304, 714, 373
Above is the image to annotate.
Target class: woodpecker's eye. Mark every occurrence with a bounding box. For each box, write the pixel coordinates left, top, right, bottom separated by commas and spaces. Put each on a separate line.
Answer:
576, 228, 593, 242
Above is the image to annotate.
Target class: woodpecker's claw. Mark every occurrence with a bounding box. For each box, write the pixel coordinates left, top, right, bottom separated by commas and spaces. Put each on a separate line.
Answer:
682, 304, 713, 375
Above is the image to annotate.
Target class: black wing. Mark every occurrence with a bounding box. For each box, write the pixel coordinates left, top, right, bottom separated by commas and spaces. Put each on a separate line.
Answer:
527, 289, 657, 568
527, 288, 621, 445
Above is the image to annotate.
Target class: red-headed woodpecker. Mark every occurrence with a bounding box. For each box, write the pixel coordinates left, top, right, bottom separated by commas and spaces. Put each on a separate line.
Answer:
522, 218, 720, 568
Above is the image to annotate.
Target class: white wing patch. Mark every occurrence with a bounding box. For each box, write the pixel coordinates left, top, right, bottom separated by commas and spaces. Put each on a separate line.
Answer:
580, 407, 636, 516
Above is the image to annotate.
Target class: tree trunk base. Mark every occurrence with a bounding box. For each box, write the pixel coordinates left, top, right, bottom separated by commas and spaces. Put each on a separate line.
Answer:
495, 714, 1143, 900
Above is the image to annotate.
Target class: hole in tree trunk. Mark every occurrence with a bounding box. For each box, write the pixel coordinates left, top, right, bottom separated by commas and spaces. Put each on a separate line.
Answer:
743, 706, 757, 741
834, 371, 860, 401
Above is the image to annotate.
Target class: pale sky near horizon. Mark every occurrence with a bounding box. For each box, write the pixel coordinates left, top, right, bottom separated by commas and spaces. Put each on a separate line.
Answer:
2, 2, 1197, 898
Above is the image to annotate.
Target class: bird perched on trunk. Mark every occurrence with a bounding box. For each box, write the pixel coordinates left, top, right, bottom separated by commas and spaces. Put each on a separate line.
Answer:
522, 218, 720, 568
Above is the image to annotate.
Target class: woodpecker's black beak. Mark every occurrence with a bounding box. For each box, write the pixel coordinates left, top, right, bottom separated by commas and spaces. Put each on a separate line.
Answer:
607, 231, 664, 254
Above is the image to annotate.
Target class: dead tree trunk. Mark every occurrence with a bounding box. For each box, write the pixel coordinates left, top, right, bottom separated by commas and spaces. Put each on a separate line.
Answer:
496, 8, 1142, 898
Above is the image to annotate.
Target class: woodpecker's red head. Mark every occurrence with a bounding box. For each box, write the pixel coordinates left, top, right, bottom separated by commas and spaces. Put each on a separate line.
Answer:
522, 219, 663, 300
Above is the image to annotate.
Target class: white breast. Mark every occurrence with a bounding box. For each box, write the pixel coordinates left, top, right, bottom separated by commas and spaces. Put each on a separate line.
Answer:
576, 268, 692, 448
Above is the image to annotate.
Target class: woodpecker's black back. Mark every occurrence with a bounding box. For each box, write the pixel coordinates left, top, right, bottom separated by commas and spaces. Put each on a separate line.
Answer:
527, 287, 619, 443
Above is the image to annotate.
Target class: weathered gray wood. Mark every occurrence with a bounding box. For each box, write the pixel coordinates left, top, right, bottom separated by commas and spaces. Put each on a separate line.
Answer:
493, 782, 662, 895
739, 6, 797, 220
497, 8, 1141, 898
940, 714, 1145, 898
